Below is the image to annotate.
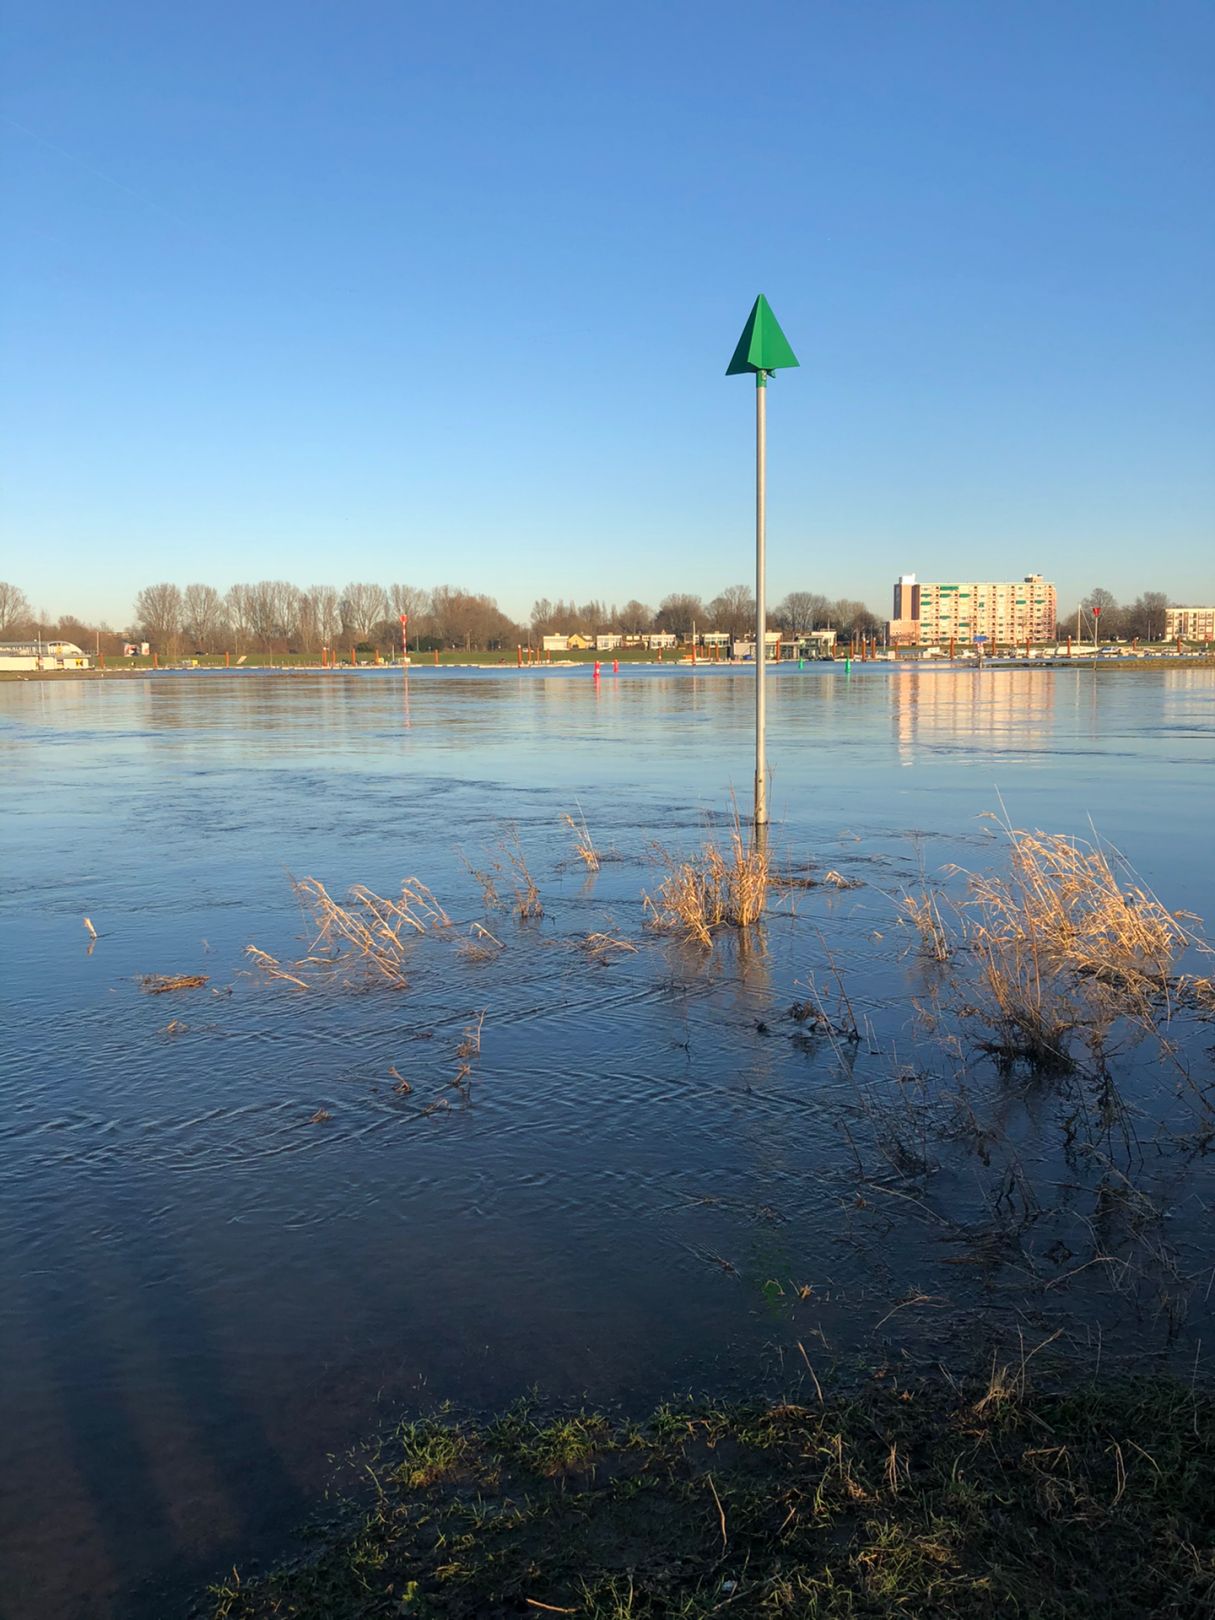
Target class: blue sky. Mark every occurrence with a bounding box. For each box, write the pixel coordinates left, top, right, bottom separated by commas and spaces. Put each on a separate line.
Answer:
3, 0, 1212, 626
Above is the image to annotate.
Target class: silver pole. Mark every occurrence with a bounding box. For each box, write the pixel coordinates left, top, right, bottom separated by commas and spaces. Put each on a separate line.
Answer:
755, 377, 768, 827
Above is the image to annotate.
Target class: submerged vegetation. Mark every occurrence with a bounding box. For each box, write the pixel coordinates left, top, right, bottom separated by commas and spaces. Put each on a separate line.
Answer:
186, 799, 1215, 1617
208, 1370, 1214, 1619
562, 808, 601, 872
896, 817, 1215, 1077
645, 824, 770, 948
247, 875, 451, 989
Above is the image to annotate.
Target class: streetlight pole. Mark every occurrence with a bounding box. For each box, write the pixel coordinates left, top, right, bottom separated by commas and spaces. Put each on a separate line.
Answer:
727, 295, 798, 831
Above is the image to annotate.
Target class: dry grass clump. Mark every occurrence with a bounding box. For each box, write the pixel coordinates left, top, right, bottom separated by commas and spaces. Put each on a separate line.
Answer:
580, 930, 638, 960
460, 851, 502, 910
140, 973, 209, 993
244, 947, 310, 989
458, 923, 504, 963
452, 1011, 485, 1088
645, 826, 769, 948
821, 869, 862, 890
561, 809, 600, 871
247, 875, 450, 990
958, 824, 1197, 1066
901, 891, 952, 962
503, 833, 543, 920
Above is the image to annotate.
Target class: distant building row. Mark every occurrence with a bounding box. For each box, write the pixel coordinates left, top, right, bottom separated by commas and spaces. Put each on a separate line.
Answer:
0, 639, 92, 670
539, 630, 838, 656
888, 574, 1057, 646
540, 632, 679, 652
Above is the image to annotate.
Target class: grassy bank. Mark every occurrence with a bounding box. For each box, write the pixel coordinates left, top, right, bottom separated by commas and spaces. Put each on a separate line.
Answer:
206, 1370, 1213, 1619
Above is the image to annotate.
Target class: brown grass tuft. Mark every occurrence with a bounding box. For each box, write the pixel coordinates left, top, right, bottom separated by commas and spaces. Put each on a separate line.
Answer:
140, 973, 209, 993
247, 876, 449, 991
958, 822, 1196, 1065
503, 834, 543, 920
458, 923, 505, 963
561, 809, 600, 871
901, 891, 952, 961
644, 825, 769, 948
579, 929, 639, 962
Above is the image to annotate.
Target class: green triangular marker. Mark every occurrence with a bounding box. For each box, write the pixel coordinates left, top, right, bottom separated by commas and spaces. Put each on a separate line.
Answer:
726, 294, 799, 380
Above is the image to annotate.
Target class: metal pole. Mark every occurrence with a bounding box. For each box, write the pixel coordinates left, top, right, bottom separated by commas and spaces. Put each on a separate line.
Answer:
755, 374, 768, 827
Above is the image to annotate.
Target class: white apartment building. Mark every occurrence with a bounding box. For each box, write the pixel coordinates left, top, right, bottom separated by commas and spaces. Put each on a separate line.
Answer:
888, 573, 1057, 646
1165, 606, 1215, 642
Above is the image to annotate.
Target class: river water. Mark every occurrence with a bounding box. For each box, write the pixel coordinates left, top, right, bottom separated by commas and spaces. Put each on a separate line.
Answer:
1, 664, 1213, 1619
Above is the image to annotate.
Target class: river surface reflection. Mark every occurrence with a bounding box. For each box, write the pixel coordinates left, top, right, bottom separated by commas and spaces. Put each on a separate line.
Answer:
1, 664, 1212, 1619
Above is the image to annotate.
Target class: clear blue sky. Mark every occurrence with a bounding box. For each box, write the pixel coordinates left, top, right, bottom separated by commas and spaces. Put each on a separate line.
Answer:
3, 0, 1213, 626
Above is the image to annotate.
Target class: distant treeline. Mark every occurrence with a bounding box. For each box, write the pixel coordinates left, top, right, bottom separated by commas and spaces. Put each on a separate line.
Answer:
0, 580, 885, 656
0, 579, 1186, 656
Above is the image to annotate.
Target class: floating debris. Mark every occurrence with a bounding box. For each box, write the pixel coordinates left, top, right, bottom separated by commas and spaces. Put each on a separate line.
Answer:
140, 973, 209, 994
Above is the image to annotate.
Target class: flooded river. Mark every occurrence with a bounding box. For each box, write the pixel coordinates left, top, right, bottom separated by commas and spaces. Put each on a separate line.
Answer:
2, 664, 1213, 1619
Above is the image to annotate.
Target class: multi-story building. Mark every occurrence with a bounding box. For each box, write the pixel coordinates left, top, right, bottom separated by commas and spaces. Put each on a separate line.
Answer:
1165, 606, 1215, 642
887, 573, 1057, 647
888, 575, 920, 645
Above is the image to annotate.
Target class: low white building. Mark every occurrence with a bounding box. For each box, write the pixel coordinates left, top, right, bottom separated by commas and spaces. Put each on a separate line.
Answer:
732, 631, 782, 660
541, 633, 569, 653
0, 640, 91, 671
595, 632, 622, 651
643, 632, 677, 649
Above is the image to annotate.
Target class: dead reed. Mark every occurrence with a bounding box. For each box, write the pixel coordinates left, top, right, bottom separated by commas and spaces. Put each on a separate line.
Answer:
460, 851, 502, 910
458, 923, 505, 963
900, 890, 952, 962
561, 809, 600, 871
503, 833, 543, 920
452, 1011, 485, 1088
244, 946, 310, 990
579, 929, 639, 961
957, 823, 1195, 1066
246, 875, 450, 990
644, 824, 769, 948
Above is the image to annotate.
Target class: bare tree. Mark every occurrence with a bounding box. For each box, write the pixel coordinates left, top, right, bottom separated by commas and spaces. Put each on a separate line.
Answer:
388, 583, 430, 627
247, 580, 301, 649
134, 582, 183, 653
707, 584, 756, 640
532, 597, 585, 634
777, 590, 830, 635
429, 584, 517, 650
828, 598, 881, 638
654, 593, 704, 638
298, 585, 341, 653
340, 582, 389, 642
225, 584, 256, 646
1124, 591, 1168, 642
182, 583, 226, 651
0, 581, 31, 635
1084, 586, 1123, 639
617, 599, 653, 634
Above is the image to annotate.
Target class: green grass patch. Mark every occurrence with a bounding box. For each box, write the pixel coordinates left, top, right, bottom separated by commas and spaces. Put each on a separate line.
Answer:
207, 1371, 1214, 1618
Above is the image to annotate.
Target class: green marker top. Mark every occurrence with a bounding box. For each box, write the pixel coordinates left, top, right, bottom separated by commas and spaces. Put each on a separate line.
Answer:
726, 294, 799, 385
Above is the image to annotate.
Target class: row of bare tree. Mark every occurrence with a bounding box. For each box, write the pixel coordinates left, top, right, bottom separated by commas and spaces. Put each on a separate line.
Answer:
0, 578, 885, 654
0, 578, 1179, 656
1076, 588, 1173, 643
